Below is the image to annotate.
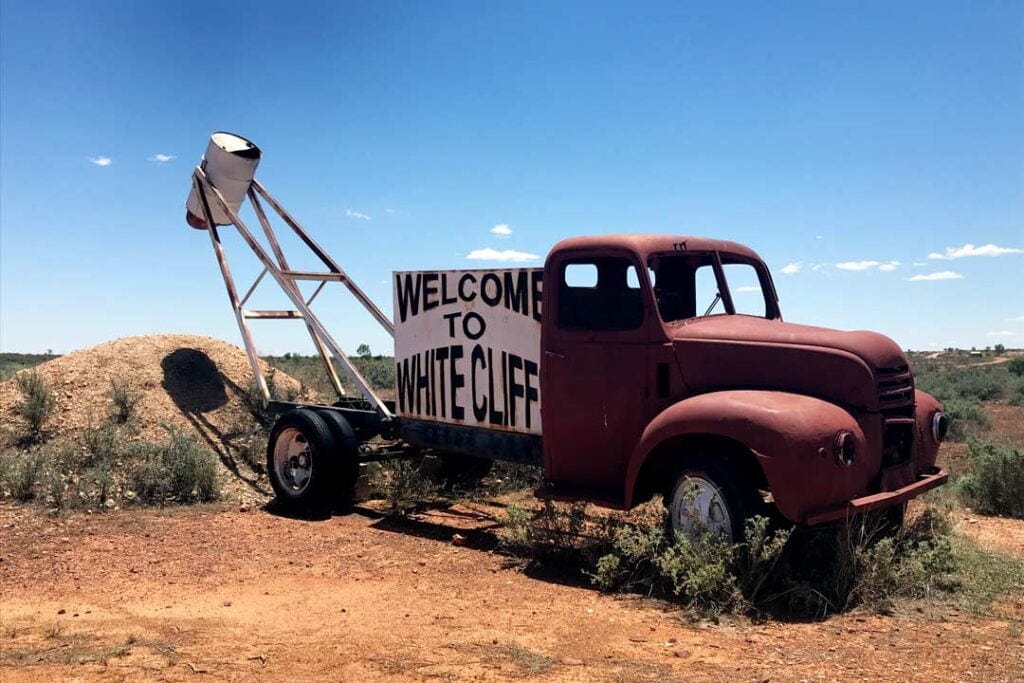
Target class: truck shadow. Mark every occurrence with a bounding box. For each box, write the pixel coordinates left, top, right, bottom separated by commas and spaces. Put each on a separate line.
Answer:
351, 501, 606, 593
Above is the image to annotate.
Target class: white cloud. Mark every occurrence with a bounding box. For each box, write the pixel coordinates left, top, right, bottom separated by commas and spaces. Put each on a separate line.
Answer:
928, 243, 1024, 260
834, 260, 900, 272
987, 330, 1017, 337
836, 260, 880, 271
346, 209, 372, 221
384, 208, 399, 214
149, 153, 176, 163
780, 262, 802, 275
89, 156, 112, 167
466, 248, 539, 262
490, 223, 512, 237
810, 263, 826, 272
735, 285, 760, 292
905, 271, 964, 282
815, 235, 824, 240
1008, 316, 1024, 322
912, 262, 926, 267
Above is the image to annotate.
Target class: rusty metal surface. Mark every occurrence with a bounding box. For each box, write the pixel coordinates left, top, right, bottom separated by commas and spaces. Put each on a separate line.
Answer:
538, 234, 945, 522
189, 167, 392, 416
804, 468, 949, 525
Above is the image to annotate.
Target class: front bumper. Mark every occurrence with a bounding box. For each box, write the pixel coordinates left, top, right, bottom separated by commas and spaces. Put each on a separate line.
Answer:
804, 467, 948, 525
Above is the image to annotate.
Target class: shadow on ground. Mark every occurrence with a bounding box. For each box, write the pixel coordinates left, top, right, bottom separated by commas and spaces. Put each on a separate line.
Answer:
161, 348, 270, 496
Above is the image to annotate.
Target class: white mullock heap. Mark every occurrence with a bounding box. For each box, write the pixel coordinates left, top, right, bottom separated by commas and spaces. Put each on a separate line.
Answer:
185, 132, 262, 228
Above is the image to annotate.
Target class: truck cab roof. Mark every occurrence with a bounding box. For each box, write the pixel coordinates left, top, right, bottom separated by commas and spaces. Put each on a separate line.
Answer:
550, 234, 764, 263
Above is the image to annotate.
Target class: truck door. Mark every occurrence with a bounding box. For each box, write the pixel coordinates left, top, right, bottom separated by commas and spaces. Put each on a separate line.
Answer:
541, 252, 654, 496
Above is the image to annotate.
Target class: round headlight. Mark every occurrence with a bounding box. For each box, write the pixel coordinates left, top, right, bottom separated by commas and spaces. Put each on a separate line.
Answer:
833, 431, 857, 467
932, 412, 950, 443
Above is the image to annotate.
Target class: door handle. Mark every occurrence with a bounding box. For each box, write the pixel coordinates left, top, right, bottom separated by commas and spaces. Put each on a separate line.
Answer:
545, 350, 566, 360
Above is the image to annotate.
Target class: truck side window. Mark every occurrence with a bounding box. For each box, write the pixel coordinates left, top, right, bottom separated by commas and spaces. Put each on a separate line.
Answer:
559, 257, 644, 331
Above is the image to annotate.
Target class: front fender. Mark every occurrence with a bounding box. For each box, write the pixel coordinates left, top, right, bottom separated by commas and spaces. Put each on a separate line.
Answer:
624, 390, 875, 522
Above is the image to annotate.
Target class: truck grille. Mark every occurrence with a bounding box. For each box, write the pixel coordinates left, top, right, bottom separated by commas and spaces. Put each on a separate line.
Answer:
877, 364, 914, 417
882, 421, 914, 467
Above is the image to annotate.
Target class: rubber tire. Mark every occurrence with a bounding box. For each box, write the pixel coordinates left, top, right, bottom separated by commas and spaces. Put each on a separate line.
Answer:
267, 409, 337, 512
315, 409, 360, 509
665, 458, 762, 543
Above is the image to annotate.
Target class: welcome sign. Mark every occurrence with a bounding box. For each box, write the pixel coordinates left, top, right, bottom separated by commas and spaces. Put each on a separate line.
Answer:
393, 268, 543, 435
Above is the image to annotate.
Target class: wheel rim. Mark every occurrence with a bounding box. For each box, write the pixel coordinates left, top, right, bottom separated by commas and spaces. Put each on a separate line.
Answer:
273, 427, 314, 494
670, 475, 734, 542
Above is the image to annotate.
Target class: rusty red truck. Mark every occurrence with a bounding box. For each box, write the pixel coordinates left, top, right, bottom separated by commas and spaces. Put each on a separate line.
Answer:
185, 132, 949, 541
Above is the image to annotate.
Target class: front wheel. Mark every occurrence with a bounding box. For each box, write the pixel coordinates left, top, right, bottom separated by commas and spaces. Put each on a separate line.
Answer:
666, 461, 759, 543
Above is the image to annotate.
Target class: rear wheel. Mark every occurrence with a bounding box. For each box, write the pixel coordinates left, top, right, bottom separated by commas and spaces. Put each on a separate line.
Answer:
666, 459, 760, 543
315, 409, 361, 508
267, 409, 337, 511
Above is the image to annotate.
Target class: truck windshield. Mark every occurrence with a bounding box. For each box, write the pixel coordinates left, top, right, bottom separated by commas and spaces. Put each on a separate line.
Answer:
648, 252, 773, 323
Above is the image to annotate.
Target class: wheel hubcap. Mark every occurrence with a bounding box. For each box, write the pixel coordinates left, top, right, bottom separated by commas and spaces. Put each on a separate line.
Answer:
273, 427, 313, 493
670, 475, 734, 542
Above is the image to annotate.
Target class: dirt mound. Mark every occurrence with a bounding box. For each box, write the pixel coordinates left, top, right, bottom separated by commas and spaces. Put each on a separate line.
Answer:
0, 334, 299, 448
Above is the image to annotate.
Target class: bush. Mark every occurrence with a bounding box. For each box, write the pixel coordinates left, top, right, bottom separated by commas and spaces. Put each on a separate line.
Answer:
848, 511, 956, 613
127, 429, 219, 505
81, 422, 124, 469
1, 451, 44, 501
957, 441, 1024, 519
1007, 357, 1024, 377
14, 371, 56, 440
107, 378, 142, 424
368, 459, 437, 516
499, 502, 963, 618
481, 461, 543, 495
916, 364, 1015, 404
942, 398, 989, 441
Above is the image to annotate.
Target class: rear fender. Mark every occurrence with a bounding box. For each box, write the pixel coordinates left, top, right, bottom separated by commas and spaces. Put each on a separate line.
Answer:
624, 390, 873, 522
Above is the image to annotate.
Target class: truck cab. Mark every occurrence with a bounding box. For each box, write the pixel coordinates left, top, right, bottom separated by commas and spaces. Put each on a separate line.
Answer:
540, 235, 948, 539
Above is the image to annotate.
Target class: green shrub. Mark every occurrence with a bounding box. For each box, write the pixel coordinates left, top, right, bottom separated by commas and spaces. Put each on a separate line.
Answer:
499, 502, 964, 618
42, 464, 67, 510
3, 451, 43, 501
107, 378, 142, 424
848, 507, 957, 613
942, 398, 989, 441
957, 441, 1024, 519
81, 422, 124, 468
482, 461, 543, 495
14, 371, 56, 440
369, 459, 437, 516
916, 364, 1014, 403
127, 429, 219, 505
1007, 357, 1024, 377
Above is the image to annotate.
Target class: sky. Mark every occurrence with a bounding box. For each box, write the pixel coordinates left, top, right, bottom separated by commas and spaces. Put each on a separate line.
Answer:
1, 1, 1022, 357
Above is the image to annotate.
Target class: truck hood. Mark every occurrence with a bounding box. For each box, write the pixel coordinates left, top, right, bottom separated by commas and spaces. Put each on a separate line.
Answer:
669, 316, 911, 412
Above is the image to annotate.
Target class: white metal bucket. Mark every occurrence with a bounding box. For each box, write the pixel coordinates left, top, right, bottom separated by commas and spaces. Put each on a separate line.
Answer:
185, 132, 261, 228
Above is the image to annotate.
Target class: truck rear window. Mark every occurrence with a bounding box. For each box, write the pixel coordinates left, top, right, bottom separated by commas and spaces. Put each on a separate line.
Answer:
558, 257, 644, 331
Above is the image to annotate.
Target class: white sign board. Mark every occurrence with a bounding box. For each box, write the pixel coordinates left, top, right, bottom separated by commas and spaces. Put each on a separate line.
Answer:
393, 268, 543, 435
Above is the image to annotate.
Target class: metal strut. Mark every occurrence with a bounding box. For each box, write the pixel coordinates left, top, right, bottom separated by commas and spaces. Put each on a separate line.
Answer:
190, 167, 394, 419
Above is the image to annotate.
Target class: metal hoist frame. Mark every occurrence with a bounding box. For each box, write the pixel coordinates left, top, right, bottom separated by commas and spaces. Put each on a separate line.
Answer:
189, 166, 395, 418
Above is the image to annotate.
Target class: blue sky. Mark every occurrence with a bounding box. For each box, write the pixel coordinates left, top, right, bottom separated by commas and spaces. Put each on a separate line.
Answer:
1, 1, 1022, 356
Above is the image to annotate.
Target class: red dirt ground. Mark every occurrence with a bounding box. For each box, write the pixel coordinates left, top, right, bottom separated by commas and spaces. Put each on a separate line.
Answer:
1, 500, 1021, 682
